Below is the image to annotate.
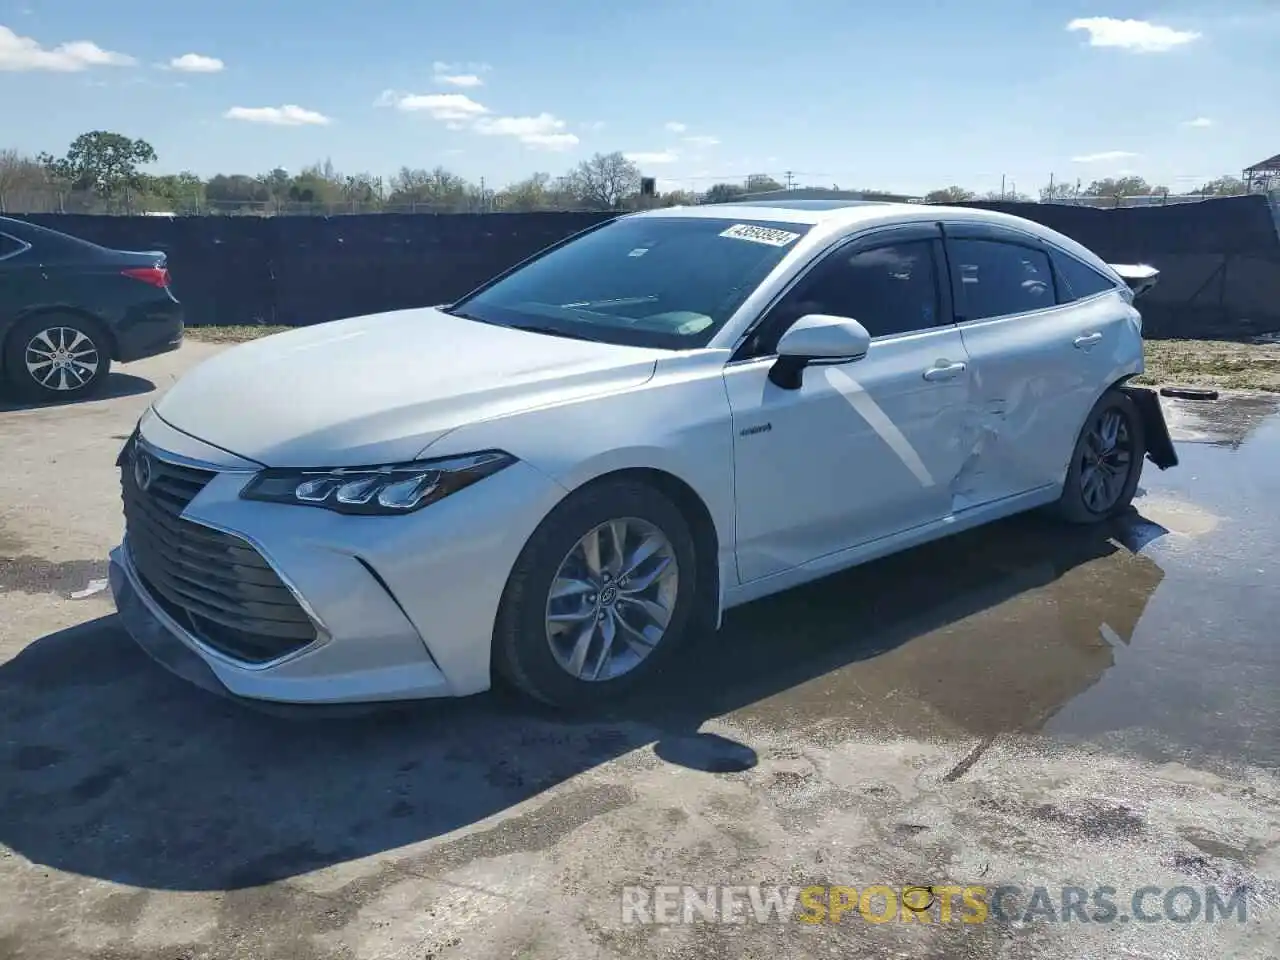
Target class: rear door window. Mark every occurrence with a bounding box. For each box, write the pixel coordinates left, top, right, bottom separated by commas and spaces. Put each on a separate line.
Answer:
1051, 249, 1118, 303
946, 238, 1054, 321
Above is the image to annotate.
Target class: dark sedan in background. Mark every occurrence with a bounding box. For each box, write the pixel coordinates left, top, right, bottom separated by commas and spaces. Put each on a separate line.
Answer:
0, 217, 184, 402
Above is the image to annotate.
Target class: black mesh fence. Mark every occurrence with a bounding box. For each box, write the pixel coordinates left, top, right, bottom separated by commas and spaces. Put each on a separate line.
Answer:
960, 194, 1280, 338
20, 196, 1280, 338
18, 212, 615, 328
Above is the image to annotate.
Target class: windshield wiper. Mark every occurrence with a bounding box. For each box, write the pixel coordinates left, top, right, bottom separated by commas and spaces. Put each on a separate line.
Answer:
509, 323, 597, 343
441, 305, 509, 328
439, 304, 479, 320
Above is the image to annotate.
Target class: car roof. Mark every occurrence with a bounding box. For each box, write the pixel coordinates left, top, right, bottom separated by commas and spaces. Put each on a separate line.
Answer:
625, 200, 1100, 258
624, 199, 1040, 230
625, 201, 906, 226
0, 216, 108, 254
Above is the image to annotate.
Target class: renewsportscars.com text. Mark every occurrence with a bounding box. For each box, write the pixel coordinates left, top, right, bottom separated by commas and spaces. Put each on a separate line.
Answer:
620, 884, 1250, 925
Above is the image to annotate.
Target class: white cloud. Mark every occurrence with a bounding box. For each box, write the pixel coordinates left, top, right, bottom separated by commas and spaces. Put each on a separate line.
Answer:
581, 120, 606, 132
1071, 150, 1140, 163
224, 104, 331, 126
474, 112, 579, 150
377, 83, 578, 149
0, 24, 135, 71
625, 150, 679, 164
436, 72, 483, 87
664, 121, 687, 133
168, 52, 224, 73
431, 60, 489, 87
379, 91, 489, 120
1067, 17, 1201, 52
521, 132, 579, 150
683, 134, 720, 147
1182, 116, 1213, 128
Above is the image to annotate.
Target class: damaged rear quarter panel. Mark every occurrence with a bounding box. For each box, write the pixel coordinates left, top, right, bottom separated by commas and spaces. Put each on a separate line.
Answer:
953, 295, 1144, 508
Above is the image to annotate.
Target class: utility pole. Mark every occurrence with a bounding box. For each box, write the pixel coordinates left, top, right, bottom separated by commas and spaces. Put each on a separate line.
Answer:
784, 170, 795, 191
1000, 174, 1006, 200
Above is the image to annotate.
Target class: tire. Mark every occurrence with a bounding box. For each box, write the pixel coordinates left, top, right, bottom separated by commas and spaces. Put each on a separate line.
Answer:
2, 314, 111, 403
493, 478, 700, 708
1053, 388, 1146, 524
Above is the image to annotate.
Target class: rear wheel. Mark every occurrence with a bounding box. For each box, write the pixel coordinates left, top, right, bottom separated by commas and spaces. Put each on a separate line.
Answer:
493, 478, 700, 708
1054, 389, 1146, 524
2, 314, 111, 403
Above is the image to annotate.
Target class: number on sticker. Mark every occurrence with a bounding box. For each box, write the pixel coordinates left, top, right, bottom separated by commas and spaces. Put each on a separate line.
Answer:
719, 224, 802, 247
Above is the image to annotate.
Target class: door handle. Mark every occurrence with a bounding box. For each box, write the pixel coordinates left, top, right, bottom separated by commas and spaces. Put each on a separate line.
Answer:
1073, 332, 1103, 349
922, 361, 966, 382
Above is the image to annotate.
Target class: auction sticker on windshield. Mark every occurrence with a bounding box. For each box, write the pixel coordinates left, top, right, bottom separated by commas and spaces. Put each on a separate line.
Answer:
719, 224, 803, 247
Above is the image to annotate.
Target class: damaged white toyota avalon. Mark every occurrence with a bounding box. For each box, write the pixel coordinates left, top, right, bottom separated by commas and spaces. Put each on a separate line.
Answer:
109, 200, 1177, 708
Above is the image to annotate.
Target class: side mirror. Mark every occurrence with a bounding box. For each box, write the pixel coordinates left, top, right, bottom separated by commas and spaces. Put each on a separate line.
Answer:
769, 314, 871, 390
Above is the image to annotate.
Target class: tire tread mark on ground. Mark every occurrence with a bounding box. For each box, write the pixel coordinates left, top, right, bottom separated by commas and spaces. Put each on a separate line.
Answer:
942, 734, 998, 783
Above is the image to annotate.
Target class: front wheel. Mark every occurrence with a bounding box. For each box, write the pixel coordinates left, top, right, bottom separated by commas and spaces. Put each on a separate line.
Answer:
1053, 389, 1146, 524
493, 479, 700, 708
2, 314, 111, 403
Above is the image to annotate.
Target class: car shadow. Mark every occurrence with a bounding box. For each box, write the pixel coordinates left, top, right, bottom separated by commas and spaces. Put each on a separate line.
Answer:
0, 509, 1166, 892
0, 373, 155, 412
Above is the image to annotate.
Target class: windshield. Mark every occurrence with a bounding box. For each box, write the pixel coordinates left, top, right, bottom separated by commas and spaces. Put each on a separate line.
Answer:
449, 216, 811, 349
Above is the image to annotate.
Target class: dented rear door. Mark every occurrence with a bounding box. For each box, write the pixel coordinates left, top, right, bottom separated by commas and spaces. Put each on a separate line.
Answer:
942, 223, 1107, 510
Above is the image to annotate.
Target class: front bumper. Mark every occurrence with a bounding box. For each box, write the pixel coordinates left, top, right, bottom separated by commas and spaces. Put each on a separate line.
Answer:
109, 415, 567, 704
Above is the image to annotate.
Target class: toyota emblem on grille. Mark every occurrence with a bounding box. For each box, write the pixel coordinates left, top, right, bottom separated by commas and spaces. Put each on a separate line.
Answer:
133, 449, 154, 492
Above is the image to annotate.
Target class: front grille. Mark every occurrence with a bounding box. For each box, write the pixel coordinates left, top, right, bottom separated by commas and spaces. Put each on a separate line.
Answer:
120, 440, 317, 664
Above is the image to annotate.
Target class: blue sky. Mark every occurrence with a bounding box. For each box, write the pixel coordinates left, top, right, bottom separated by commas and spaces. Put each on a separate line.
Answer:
3, 0, 1277, 196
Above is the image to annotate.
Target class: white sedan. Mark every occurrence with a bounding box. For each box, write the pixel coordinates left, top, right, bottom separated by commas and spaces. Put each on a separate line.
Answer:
108, 200, 1176, 707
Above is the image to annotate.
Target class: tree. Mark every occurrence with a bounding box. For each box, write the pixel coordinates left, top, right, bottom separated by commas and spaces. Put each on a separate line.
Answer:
497, 172, 553, 211
0, 149, 48, 213
37, 131, 157, 200
387, 166, 473, 211
979, 189, 1031, 202
1084, 176, 1167, 198
205, 174, 271, 208
924, 186, 976, 203
287, 162, 345, 206
564, 152, 640, 209
260, 167, 292, 201
1040, 179, 1081, 201
745, 174, 783, 194
342, 174, 382, 207
545, 175, 585, 210
703, 182, 746, 204
659, 189, 697, 207
1190, 176, 1247, 197
145, 171, 205, 212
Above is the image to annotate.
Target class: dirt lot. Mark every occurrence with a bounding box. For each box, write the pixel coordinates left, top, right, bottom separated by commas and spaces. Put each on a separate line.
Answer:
1133, 339, 1280, 393
1, 344, 1278, 959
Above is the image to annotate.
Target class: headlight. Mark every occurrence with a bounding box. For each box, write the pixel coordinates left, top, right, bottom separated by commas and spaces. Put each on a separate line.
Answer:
240, 450, 515, 515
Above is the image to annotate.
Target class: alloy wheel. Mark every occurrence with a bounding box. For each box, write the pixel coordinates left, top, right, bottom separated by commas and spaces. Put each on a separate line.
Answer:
24, 326, 100, 392
545, 517, 680, 682
1079, 407, 1134, 513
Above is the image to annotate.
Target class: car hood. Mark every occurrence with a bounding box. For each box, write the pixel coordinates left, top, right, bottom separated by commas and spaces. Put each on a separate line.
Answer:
154, 307, 664, 467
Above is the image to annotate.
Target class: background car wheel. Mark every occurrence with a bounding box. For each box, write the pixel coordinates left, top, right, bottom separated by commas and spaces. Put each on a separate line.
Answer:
2, 314, 111, 403
1053, 388, 1146, 524
493, 478, 700, 708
